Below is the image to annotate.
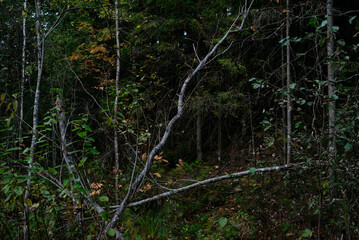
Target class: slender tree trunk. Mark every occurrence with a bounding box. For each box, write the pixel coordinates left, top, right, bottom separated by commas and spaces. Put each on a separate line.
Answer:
249, 100, 255, 165
56, 94, 84, 222
217, 108, 222, 162
281, 29, 286, 164
327, 0, 336, 162
196, 99, 203, 161
56, 95, 80, 181
24, 1, 43, 239
286, 0, 292, 165
114, 0, 121, 205
19, 0, 27, 147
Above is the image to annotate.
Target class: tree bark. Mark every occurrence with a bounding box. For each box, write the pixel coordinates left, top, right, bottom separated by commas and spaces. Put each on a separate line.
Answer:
56, 95, 80, 181
327, 0, 336, 162
218, 109, 222, 162
19, 0, 27, 147
196, 99, 203, 161
281, 29, 286, 164
24, 1, 43, 239
23, 2, 69, 238
286, 0, 292, 165
114, 0, 121, 206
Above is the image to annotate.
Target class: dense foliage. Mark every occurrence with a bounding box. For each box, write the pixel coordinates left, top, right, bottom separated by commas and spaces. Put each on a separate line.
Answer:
1, 0, 358, 239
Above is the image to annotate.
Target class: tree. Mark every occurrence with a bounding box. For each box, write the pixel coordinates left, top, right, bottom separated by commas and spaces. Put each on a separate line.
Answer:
285, 0, 292, 165
114, 0, 121, 206
327, 0, 336, 162
23, 1, 68, 238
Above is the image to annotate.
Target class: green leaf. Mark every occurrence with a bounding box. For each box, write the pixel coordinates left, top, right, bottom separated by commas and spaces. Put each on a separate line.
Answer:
252, 83, 261, 89
68, 150, 81, 154
319, 20, 327, 28
78, 157, 88, 167
49, 168, 58, 174
308, 17, 317, 27
337, 39, 345, 46
100, 211, 110, 221
108, 228, 115, 237
7, 147, 21, 152
249, 167, 256, 176
291, 37, 302, 43
344, 143, 352, 152
78, 131, 87, 138
330, 26, 339, 33
213, 38, 221, 43
89, 148, 99, 155
63, 178, 70, 187
51, 88, 63, 94
218, 217, 228, 228
279, 36, 289, 44
83, 124, 93, 132
85, 137, 95, 142
15, 186, 24, 196
301, 229, 312, 238
289, 83, 296, 89
99, 196, 109, 202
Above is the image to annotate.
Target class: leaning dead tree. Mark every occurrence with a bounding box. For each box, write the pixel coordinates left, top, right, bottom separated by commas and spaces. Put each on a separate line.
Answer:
99, 1, 256, 238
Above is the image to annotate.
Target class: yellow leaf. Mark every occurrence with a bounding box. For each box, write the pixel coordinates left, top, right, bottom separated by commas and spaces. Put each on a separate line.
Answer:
12, 100, 18, 111
136, 25, 141, 29
153, 173, 161, 178
24, 198, 32, 206
31, 203, 40, 209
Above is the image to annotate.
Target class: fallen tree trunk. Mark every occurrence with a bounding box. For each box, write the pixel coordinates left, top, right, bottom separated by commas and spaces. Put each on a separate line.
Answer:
108, 162, 305, 209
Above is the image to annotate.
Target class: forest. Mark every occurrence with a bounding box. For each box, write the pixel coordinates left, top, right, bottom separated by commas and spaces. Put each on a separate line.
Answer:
0, 0, 358, 239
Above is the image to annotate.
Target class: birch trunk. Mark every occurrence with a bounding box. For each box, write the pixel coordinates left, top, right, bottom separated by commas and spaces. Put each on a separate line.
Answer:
24, 1, 43, 239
